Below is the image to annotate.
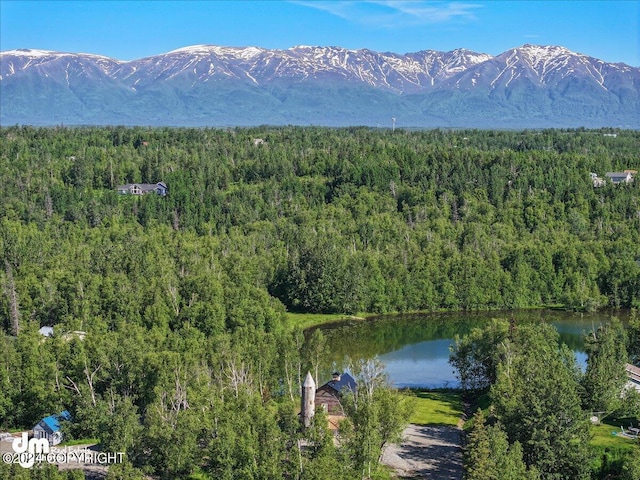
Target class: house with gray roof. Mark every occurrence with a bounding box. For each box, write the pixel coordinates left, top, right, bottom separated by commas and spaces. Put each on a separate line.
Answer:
116, 182, 167, 196
606, 172, 634, 184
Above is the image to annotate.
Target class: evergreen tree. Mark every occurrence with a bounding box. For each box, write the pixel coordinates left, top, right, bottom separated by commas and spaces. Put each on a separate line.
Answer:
491, 323, 591, 480
581, 318, 628, 414
628, 310, 640, 367
465, 409, 539, 480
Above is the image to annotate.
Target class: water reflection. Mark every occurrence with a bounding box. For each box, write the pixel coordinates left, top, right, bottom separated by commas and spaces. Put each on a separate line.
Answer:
380, 339, 456, 388
316, 310, 629, 388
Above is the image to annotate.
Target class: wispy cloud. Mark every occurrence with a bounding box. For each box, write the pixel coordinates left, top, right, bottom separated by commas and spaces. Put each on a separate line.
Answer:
292, 1, 482, 27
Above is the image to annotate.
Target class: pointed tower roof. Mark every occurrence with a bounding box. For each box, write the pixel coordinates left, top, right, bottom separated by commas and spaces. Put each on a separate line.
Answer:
303, 371, 316, 388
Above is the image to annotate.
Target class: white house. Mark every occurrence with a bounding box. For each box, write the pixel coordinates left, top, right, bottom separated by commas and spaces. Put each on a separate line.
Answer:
625, 364, 640, 393
116, 182, 167, 196
606, 172, 634, 185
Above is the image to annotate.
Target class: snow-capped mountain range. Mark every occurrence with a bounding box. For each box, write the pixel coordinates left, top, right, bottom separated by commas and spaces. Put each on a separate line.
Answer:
1, 44, 638, 127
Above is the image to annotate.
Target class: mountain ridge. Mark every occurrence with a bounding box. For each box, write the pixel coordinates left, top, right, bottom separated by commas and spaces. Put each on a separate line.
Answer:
1, 44, 639, 128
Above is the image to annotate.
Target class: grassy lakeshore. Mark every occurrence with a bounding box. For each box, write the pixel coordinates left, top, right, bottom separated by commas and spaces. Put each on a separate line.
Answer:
405, 390, 465, 426
284, 304, 588, 331
285, 312, 372, 330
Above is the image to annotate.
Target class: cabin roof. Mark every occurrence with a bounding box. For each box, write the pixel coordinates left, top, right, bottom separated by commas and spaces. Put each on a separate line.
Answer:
627, 363, 640, 380
625, 363, 640, 392
320, 372, 356, 395
606, 172, 632, 179
116, 182, 166, 191
35, 411, 71, 434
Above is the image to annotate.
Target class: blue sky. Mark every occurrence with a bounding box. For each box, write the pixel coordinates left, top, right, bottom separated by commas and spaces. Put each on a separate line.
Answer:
1, 1, 638, 66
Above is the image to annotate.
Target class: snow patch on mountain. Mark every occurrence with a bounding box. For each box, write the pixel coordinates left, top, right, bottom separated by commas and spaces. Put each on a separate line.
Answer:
4, 48, 62, 58
1, 43, 638, 128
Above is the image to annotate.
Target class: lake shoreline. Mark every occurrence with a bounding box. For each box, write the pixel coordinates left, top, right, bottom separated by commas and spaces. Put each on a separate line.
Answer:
289, 306, 633, 331
312, 309, 631, 389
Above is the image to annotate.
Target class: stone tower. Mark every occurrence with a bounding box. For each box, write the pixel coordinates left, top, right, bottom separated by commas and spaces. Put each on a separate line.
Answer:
301, 371, 316, 427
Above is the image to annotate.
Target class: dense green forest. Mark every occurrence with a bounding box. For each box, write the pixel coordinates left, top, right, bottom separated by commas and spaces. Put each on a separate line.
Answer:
2, 126, 639, 317
0, 126, 639, 479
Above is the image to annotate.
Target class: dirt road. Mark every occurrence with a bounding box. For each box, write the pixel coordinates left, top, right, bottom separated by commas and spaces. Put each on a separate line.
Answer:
381, 424, 464, 479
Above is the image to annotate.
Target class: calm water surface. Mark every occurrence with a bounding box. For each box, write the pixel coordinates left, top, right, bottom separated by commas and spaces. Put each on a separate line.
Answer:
317, 310, 630, 388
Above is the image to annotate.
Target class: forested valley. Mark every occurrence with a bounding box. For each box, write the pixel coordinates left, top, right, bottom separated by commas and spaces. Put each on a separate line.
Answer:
0, 126, 639, 479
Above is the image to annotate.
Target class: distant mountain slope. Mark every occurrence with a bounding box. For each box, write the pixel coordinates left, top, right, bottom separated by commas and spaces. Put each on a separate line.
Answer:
1, 44, 638, 127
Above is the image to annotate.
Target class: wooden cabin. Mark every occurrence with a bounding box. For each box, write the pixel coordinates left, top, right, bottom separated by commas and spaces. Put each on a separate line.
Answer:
315, 372, 357, 415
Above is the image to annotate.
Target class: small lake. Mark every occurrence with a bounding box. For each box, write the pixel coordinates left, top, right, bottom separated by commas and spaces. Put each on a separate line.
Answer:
316, 309, 630, 388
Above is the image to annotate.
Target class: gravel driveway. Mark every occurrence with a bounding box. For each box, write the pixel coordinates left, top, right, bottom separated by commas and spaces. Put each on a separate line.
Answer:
381, 424, 464, 479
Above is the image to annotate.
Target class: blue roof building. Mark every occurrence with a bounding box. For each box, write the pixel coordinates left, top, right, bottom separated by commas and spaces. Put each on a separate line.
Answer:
33, 411, 72, 446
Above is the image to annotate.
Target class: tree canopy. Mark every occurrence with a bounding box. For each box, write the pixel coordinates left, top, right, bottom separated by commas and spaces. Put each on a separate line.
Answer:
1, 125, 639, 478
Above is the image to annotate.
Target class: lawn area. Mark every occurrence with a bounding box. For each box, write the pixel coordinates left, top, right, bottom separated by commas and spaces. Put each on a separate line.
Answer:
60, 438, 99, 446
590, 418, 639, 452
284, 312, 368, 330
406, 390, 464, 426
